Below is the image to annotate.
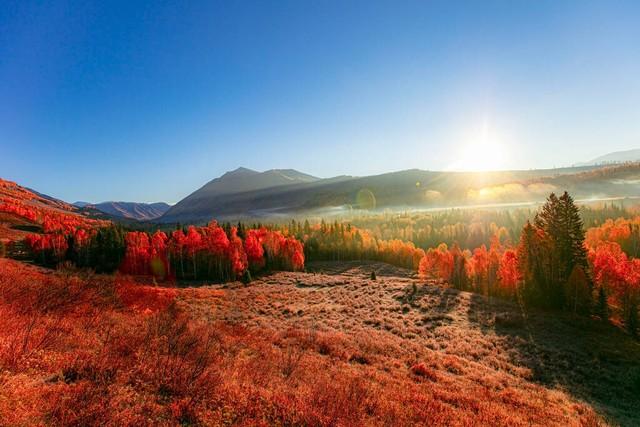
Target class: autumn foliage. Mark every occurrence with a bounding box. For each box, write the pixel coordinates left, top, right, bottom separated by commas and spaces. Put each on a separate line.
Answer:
0, 178, 108, 236
590, 242, 640, 334
418, 238, 518, 299
299, 220, 426, 270
586, 216, 640, 257
13, 201, 305, 282
120, 223, 304, 281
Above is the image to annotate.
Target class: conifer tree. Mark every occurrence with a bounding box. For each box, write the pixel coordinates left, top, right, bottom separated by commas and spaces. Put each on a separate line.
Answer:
517, 220, 549, 306
627, 300, 638, 338
597, 285, 608, 321
567, 265, 591, 315
528, 192, 591, 310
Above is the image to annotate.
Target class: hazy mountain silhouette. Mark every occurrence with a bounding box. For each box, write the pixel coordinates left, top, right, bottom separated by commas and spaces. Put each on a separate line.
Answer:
580, 148, 640, 165
160, 167, 321, 223
157, 163, 640, 224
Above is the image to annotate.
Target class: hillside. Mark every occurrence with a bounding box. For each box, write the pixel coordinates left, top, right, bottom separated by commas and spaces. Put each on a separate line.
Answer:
157, 163, 635, 224
2, 258, 638, 425
0, 178, 108, 243
76, 201, 171, 221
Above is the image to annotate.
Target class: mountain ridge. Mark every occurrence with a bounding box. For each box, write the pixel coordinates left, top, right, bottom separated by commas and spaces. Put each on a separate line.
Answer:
73, 201, 171, 221
161, 167, 321, 222
157, 163, 638, 224
579, 148, 640, 166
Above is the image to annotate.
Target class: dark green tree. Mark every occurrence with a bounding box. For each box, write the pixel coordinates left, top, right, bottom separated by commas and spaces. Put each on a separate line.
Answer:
530, 192, 591, 310
597, 285, 609, 321
628, 300, 638, 338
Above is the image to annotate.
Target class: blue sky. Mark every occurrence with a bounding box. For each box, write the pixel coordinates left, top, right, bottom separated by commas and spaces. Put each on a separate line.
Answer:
1, 1, 639, 203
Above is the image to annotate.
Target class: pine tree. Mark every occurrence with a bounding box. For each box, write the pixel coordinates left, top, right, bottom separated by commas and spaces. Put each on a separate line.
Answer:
237, 221, 246, 239
566, 265, 591, 315
559, 192, 589, 273
559, 192, 592, 311
628, 300, 638, 338
597, 285, 608, 321
533, 193, 564, 307
517, 220, 551, 306
242, 269, 252, 285
528, 192, 591, 311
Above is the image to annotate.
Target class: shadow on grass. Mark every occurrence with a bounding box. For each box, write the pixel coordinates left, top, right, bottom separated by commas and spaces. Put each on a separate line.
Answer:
468, 292, 640, 426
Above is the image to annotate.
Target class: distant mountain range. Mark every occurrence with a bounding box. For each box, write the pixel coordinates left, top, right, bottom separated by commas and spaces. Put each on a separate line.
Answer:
155, 162, 640, 224
579, 148, 640, 166
6, 149, 640, 226
73, 201, 171, 221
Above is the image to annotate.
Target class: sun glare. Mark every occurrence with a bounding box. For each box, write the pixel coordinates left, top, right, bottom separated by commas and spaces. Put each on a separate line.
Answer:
447, 118, 510, 172
456, 139, 506, 171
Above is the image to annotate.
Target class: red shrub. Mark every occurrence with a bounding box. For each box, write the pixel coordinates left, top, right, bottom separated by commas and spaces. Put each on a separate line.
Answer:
116, 279, 177, 313
410, 362, 438, 381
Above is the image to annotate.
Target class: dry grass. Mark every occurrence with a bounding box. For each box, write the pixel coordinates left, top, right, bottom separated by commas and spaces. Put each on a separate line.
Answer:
179, 260, 640, 426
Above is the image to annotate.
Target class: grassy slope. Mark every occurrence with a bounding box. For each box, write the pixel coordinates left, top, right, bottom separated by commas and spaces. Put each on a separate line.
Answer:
180, 261, 640, 426
0, 178, 108, 243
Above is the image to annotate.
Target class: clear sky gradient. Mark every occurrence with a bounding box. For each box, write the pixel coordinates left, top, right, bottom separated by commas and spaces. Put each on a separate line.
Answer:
1, 1, 639, 203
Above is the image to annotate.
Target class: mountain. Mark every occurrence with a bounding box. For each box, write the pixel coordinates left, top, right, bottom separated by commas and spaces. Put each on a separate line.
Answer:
160, 167, 321, 223
158, 163, 639, 224
77, 201, 171, 221
184, 167, 318, 198
581, 148, 640, 165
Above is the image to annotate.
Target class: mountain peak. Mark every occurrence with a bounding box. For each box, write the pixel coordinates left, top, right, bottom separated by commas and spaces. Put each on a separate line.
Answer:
222, 167, 259, 177
160, 167, 320, 222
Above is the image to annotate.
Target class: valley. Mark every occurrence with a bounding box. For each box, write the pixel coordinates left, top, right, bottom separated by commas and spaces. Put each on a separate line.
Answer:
4, 2, 640, 424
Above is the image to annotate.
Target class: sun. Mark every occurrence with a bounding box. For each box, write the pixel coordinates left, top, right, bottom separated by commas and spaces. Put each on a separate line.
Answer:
456, 139, 506, 171
448, 118, 509, 172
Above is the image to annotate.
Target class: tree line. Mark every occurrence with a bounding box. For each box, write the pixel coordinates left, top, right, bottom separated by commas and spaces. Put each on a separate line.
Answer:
279, 193, 639, 336
22, 222, 305, 283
